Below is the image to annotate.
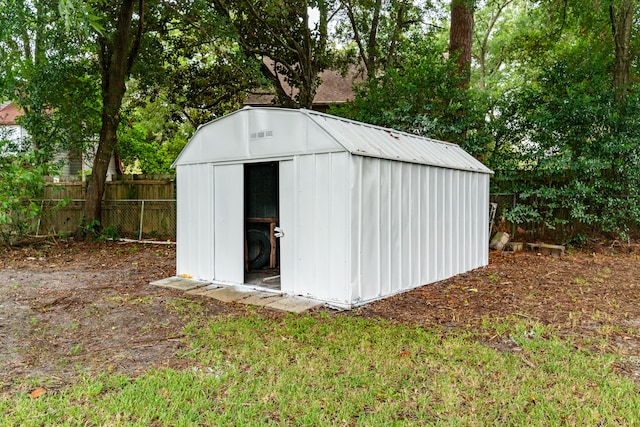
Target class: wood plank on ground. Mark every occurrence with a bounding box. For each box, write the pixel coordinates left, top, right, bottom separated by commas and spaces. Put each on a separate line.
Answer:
150, 277, 208, 291
186, 284, 222, 296
241, 291, 284, 306
265, 297, 322, 313
200, 286, 255, 303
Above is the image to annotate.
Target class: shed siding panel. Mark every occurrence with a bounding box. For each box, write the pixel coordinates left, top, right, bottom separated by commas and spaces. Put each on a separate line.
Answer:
350, 156, 363, 302
360, 157, 381, 300
294, 155, 315, 296
330, 153, 351, 302
472, 174, 481, 268
379, 161, 392, 297
427, 167, 438, 284
176, 165, 214, 281
213, 165, 244, 284
420, 167, 430, 284
313, 154, 331, 294
400, 163, 411, 290
289, 152, 350, 304
390, 163, 402, 293
410, 164, 421, 288
278, 160, 295, 293
352, 158, 490, 304
437, 168, 446, 279
479, 174, 490, 266
460, 171, 469, 272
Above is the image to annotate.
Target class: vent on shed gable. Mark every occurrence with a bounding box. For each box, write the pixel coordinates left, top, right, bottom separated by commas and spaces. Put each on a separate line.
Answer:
250, 130, 274, 140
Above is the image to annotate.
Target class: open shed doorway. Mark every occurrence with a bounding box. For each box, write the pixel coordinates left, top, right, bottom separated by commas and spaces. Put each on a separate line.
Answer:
244, 162, 280, 290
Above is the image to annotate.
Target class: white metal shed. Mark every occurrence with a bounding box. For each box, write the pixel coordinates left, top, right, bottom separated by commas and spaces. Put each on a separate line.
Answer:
172, 107, 493, 308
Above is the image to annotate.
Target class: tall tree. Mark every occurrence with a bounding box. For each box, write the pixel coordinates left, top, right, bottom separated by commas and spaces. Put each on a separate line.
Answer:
213, 0, 335, 108
609, 0, 635, 100
337, 0, 422, 78
449, 0, 475, 87
82, 0, 146, 227
472, 0, 515, 90
0, 0, 101, 160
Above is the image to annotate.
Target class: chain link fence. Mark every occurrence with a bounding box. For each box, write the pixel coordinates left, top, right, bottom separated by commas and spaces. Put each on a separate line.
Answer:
26, 193, 638, 243
36, 199, 176, 240
38, 196, 514, 243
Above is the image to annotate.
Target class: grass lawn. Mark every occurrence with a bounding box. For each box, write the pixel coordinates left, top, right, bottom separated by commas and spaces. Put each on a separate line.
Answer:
1, 301, 638, 426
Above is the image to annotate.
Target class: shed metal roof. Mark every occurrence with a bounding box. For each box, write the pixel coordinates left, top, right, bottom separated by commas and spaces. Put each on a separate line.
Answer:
304, 109, 492, 174
173, 107, 492, 174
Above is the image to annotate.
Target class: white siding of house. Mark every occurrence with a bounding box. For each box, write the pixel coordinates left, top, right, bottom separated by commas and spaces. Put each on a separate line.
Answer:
0, 124, 28, 146
349, 156, 489, 305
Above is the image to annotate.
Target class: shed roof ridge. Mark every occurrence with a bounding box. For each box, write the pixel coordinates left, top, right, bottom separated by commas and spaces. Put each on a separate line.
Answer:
299, 108, 492, 174
299, 108, 460, 149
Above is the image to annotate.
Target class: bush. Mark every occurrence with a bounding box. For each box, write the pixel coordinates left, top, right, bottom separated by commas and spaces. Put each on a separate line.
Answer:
0, 140, 49, 245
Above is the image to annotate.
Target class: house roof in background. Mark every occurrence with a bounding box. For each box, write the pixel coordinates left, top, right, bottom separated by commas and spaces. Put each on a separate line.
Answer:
244, 62, 362, 107
0, 102, 23, 125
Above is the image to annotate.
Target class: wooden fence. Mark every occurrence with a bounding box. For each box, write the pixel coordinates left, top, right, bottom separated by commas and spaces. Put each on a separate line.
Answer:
38, 177, 176, 239
38, 199, 176, 239
44, 175, 175, 200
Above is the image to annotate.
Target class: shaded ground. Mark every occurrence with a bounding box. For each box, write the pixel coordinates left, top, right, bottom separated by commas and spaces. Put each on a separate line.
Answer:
0, 241, 230, 396
1, 240, 639, 396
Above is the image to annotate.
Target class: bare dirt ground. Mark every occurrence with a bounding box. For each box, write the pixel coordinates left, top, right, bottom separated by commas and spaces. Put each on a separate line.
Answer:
1, 240, 639, 396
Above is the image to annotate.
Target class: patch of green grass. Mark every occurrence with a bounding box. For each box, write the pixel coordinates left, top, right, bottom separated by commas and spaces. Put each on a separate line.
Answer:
69, 344, 83, 356
574, 277, 588, 285
107, 294, 153, 306
1, 314, 638, 426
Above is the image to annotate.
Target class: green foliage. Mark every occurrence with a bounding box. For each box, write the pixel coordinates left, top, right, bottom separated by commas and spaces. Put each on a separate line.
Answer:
58, 0, 106, 35
0, 140, 49, 244
117, 90, 194, 174
78, 219, 119, 242
214, 0, 335, 108
0, 0, 102, 164
489, 34, 640, 239
2, 0, 640, 240
330, 36, 492, 154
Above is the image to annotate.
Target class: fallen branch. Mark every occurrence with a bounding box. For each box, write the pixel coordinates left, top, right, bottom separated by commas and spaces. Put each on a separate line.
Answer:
129, 334, 185, 345
31, 296, 70, 312
66, 334, 186, 357
521, 355, 537, 369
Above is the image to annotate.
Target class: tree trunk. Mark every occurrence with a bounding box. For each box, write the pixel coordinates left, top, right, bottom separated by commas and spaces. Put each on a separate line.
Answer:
610, 0, 634, 100
449, 0, 475, 88
83, 106, 121, 225
81, 0, 143, 234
